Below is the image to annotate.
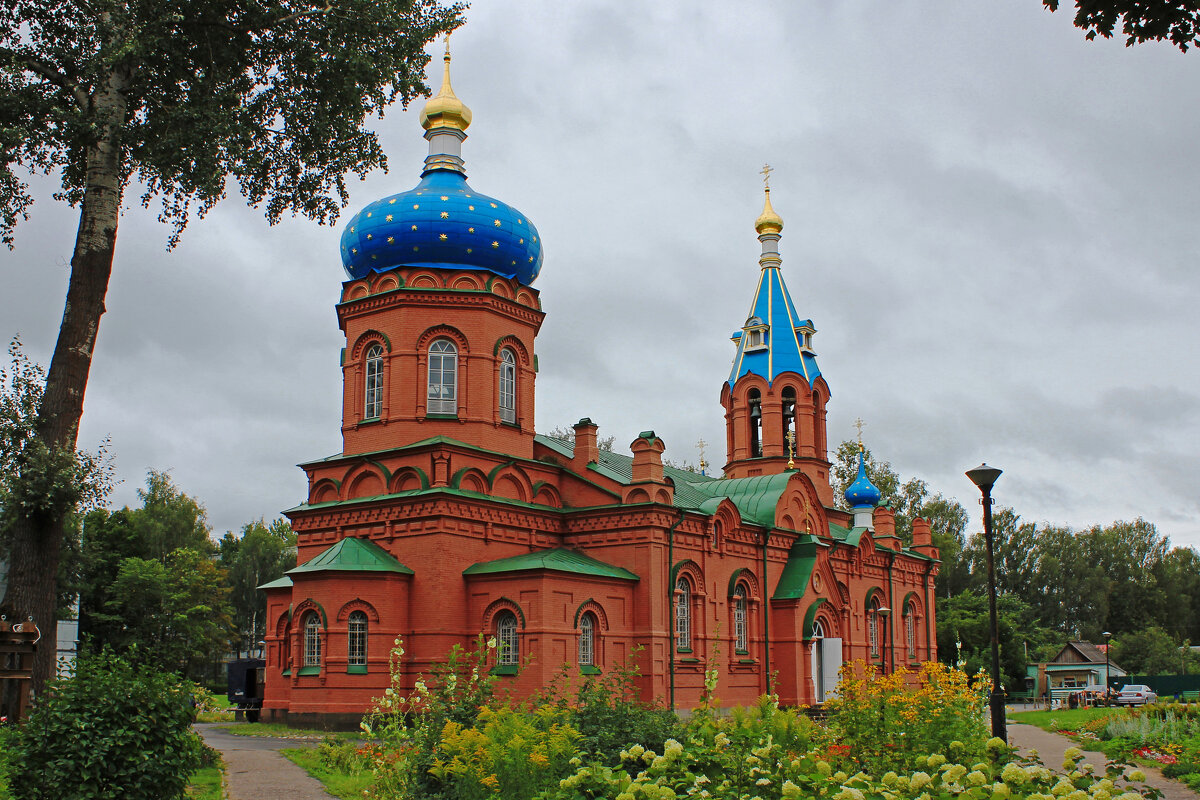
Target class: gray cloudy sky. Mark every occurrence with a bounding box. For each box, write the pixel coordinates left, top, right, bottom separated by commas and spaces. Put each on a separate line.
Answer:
4, 2, 1199, 549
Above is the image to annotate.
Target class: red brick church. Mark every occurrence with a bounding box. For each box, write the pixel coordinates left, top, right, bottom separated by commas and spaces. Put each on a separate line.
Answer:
260, 45, 939, 728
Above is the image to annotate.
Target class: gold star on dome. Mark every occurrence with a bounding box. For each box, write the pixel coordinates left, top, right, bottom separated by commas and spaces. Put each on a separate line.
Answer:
416, 192, 423, 196
413, 204, 420, 209
441, 211, 449, 219
367, 212, 372, 218
385, 214, 393, 222
350, 226, 356, 233
351, 248, 358, 254
491, 241, 499, 248
389, 199, 396, 204
511, 260, 516, 266
468, 227, 475, 233
366, 233, 373, 240
517, 219, 523, 224
528, 256, 533, 262
532, 236, 537, 243
468, 205, 475, 210
439, 233, 447, 240
466, 248, 472, 253
493, 219, 501, 227
464, 194, 471, 198
440, 195, 448, 201
490, 203, 497, 208
387, 236, 394, 244
518, 238, 524, 244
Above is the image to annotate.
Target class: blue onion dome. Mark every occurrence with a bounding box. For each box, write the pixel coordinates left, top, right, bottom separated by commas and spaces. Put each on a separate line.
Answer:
338, 42, 543, 285
844, 445, 882, 509
339, 172, 543, 284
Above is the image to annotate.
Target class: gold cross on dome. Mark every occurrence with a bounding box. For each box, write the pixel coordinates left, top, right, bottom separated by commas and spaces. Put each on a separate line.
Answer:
696, 437, 708, 471
444, 32, 451, 56
854, 416, 865, 445
759, 163, 774, 189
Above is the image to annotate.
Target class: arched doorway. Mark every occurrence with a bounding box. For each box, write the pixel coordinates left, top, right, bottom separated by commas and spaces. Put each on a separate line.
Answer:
810, 619, 843, 703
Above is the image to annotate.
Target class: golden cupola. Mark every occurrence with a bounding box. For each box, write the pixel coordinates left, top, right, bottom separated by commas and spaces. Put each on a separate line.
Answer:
754, 187, 784, 235
419, 43, 472, 132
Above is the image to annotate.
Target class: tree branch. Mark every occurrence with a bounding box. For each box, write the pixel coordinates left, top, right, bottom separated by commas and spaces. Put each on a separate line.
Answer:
0, 48, 89, 109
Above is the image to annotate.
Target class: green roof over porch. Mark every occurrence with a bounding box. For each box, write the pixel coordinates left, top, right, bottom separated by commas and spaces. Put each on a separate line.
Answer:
287, 537, 414, 575
463, 547, 639, 581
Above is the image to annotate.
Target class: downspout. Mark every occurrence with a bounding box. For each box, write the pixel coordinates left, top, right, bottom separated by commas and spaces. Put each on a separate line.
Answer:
667, 508, 685, 712
761, 528, 771, 697
886, 550, 896, 674
923, 560, 936, 661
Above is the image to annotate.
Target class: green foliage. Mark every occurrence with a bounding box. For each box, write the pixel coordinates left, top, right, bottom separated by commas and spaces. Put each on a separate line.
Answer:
6, 650, 204, 800
1042, 0, 1200, 52
1112, 627, 1192, 676
936, 589, 1059, 691
283, 747, 375, 800
534, 655, 682, 766
218, 517, 296, 655
430, 706, 581, 800
826, 660, 990, 773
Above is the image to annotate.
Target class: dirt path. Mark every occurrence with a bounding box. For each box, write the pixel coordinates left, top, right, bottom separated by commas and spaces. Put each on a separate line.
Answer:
1008, 722, 1198, 800
196, 723, 335, 800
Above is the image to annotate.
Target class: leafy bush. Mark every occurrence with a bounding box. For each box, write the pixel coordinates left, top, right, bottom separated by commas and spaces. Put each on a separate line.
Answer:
7, 650, 204, 800
824, 659, 989, 773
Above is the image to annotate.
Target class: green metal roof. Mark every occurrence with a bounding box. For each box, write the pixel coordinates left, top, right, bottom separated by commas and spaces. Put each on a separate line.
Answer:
773, 536, 819, 600
688, 472, 796, 528
287, 537, 414, 575
463, 547, 639, 581
257, 575, 293, 590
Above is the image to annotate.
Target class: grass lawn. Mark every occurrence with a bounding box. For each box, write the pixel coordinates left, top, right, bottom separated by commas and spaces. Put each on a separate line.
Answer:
197, 693, 235, 723
217, 721, 358, 740
1010, 707, 1122, 731
281, 747, 373, 800
186, 764, 226, 799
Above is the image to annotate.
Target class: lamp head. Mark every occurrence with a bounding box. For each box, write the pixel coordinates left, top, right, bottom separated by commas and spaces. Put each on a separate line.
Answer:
966, 463, 1003, 493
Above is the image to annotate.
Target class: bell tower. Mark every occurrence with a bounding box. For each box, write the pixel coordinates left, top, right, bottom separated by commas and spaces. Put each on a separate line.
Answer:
722, 171, 833, 506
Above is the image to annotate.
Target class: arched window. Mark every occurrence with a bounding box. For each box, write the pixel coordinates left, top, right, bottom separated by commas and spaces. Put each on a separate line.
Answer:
499, 348, 516, 424
428, 339, 457, 414
579, 612, 596, 667
868, 597, 882, 659
364, 344, 384, 419
748, 389, 762, 458
904, 601, 917, 660
348, 611, 368, 667
675, 577, 691, 650
303, 612, 321, 668
781, 386, 796, 456
496, 611, 519, 665
734, 585, 748, 653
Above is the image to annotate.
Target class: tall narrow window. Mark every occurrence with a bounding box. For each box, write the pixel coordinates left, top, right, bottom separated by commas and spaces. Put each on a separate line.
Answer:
579, 612, 595, 667
348, 611, 368, 667
496, 611, 518, 665
904, 601, 916, 660
675, 577, 691, 650
499, 348, 516, 424
365, 344, 383, 419
748, 389, 763, 458
734, 585, 748, 653
304, 613, 321, 668
781, 386, 796, 453
428, 339, 457, 414
868, 598, 881, 659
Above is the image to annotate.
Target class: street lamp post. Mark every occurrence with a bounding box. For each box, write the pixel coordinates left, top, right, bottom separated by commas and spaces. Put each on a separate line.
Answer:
1103, 631, 1112, 705
967, 462, 1006, 741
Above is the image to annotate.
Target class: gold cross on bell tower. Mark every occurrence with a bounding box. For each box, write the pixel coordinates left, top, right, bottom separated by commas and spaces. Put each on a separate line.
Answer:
696, 437, 709, 475
854, 416, 866, 447
786, 430, 796, 470
759, 163, 774, 189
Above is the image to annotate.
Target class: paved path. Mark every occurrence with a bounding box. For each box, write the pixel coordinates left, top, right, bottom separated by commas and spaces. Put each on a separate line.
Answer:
1008, 722, 1198, 800
196, 723, 335, 800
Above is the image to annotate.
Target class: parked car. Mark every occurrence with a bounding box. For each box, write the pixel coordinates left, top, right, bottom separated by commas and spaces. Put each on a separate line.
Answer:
1116, 684, 1158, 706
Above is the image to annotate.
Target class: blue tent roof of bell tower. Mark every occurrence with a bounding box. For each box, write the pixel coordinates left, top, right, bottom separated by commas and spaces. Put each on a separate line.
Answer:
728, 265, 821, 387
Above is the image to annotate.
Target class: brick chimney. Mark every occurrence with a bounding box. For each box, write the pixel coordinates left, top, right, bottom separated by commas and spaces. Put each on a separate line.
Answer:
572, 418, 599, 468
630, 431, 666, 483
911, 516, 939, 558
873, 506, 901, 551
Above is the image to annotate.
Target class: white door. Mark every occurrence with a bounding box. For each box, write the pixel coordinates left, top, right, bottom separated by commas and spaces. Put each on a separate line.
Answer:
821, 637, 843, 701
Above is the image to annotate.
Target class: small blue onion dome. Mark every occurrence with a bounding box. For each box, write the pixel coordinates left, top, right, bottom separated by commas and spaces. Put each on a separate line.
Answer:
339, 170, 543, 284
844, 447, 882, 509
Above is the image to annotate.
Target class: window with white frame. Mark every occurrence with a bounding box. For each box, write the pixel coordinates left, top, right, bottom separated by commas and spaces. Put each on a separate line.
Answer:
675, 577, 691, 650
579, 612, 596, 667
499, 348, 516, 424
427, 339, 457, 414
496, 611, 519, 665
348, 610, 368, 667
905, 601, 916, 660
364, 344, 384, 419
304, 612, 321, 667
734, 585, 748, 653
868, 597, 881, 659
